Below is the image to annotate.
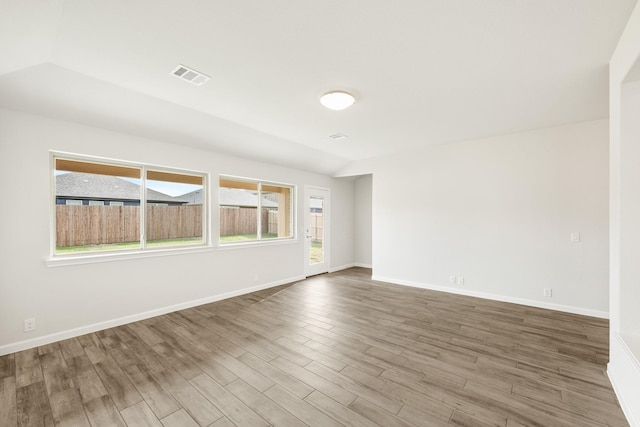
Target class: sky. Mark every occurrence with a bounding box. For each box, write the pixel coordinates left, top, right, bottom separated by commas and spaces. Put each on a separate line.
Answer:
145, 180, 201, 197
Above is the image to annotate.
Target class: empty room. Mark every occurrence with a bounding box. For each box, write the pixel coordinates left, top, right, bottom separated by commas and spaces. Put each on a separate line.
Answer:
1, 1, 640, 426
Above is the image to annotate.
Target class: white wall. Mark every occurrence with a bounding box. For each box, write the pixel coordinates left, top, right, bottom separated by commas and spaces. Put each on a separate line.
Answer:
354, 174, 372, 267
328, 180, 355, 272
340, 120, 610, 317
0, 109, 354, 354
609, 2, 640, 424
619, 80, 640, 338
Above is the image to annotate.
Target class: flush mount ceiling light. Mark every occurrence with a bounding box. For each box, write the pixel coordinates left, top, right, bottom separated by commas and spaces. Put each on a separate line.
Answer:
320, 91, 355, 111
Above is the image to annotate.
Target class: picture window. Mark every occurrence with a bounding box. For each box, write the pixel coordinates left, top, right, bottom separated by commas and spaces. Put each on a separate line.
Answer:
219, 176, 294, 244
53, 154, 207, 256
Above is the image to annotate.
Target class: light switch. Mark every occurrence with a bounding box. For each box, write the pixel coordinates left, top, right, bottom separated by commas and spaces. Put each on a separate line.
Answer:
570, 232, 580, 243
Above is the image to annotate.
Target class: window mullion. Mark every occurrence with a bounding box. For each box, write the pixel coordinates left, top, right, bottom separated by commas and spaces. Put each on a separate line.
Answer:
257, 182, 262, 240
202, 176, 208, 246
140, 167, 147, 250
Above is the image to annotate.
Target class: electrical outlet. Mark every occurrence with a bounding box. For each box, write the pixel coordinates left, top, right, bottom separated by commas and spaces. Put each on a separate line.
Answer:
543, 288, 552, 297
456, 276, 465, 286
449, 275, 456, 284
24, 318, 36, 332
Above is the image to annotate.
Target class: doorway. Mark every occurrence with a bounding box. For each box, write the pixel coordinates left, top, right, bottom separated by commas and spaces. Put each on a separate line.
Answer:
304, 187, 330, 277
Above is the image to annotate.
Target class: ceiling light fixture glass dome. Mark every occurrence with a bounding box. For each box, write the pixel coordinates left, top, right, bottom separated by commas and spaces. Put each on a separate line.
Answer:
320, 91, 355, 111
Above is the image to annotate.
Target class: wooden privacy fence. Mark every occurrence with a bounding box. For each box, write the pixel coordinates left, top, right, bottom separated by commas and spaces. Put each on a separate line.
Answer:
147, 205, 202, 240
309, 212, 323, 242
56, 205, 139, 247
219, 206, 279, 236
56, 205, 202, 247
216, 208, 323, 239
57, 205, 323, 245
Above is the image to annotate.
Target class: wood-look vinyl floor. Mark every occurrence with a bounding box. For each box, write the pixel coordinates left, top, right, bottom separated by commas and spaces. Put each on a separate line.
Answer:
0, 268, 628, 426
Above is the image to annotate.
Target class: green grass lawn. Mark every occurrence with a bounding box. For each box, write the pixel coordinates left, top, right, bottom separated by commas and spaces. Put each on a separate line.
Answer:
310, 240, 323, 263
219, 233, 278, 243
56, 237, 203, 254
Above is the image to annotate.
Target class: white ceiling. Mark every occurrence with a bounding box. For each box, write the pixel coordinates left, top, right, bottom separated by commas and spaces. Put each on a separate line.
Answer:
0, 0, 636, 175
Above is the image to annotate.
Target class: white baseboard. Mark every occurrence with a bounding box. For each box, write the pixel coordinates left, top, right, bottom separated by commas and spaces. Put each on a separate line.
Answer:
354, 263, 372, 269
608, 334, 640, 427
372, 275, 609, 319
329, 263, 371, 273
329, 263, 355, 273
0, 275, 304, 356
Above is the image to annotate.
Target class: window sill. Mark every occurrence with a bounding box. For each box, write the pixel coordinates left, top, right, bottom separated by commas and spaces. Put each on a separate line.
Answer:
46, 245, 214, 267
217, 238, 298, 250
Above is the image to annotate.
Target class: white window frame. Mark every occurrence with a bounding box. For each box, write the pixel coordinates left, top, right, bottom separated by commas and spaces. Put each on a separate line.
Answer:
219, 175, 296, 246
48, 151, 211, 266
88, 200, 105, 206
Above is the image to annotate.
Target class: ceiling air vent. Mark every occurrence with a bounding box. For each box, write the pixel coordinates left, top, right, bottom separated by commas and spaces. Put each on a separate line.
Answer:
170, 64, 210, 86
328, 133, 348, 140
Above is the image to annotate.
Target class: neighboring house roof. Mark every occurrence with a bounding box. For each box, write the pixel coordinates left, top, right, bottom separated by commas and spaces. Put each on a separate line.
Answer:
181, 188, 278, 208
56, 172, 188, 203
180, 189, 202, 204
57, 173, 281, 207
220, 188, 278, 208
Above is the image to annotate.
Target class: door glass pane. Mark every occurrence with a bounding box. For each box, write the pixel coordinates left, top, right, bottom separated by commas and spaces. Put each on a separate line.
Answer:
309, 197, 324, 264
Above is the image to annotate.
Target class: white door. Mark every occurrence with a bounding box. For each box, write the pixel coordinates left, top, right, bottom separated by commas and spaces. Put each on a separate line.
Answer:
304, 187, 330, 277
